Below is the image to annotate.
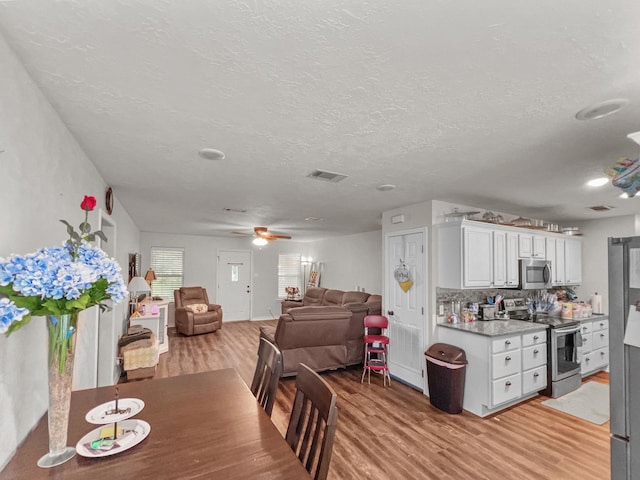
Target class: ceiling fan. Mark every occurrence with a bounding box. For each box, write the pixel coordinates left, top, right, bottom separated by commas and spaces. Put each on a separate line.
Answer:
232, 226, 292, 245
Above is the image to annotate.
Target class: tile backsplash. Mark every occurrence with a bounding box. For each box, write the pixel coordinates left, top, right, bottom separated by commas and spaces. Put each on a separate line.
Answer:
435, 287, 580, 316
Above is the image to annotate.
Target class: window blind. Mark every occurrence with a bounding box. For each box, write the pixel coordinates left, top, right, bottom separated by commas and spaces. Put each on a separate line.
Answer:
278, 253, 301, 298
150, 247, 184, 299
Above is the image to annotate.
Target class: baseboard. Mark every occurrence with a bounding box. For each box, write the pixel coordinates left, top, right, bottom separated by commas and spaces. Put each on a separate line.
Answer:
250, 316, 275, 321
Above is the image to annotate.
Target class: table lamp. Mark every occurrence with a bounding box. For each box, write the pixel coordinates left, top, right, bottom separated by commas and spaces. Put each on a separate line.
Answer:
128, 276, 151, 316
144, 268, 157, 289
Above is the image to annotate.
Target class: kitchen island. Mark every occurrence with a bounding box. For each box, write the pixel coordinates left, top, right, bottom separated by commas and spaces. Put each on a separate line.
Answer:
437, 320, 548, 417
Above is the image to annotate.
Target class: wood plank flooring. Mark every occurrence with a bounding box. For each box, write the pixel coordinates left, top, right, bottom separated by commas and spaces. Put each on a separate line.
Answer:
154, 320, 610, 480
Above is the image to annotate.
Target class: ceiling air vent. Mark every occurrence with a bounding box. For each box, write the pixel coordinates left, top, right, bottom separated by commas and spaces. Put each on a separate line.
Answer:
588, 205, 615, 212
307, 170, 348, 183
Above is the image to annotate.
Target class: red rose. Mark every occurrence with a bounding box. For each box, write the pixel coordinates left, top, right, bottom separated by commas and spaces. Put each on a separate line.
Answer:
81, 195, 97, 211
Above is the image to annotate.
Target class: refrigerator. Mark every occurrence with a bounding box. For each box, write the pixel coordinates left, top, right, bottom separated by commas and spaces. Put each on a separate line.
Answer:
608, 236, 640, 479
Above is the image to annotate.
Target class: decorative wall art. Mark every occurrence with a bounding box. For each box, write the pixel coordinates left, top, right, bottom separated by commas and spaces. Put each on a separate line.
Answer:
394, 260, 413, 292
606, 157, 640, 198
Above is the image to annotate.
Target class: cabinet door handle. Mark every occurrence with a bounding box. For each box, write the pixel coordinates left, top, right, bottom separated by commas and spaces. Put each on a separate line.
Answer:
600, 333, 605, 338
585, 357, 590, 362
601, 352, 605, 356
505, 356, 511, 361
505, 340, 511, 345
533, 349, 539, 354
505, 381, 512, 386
533, 335, 539, 340
534, 372, 539, 377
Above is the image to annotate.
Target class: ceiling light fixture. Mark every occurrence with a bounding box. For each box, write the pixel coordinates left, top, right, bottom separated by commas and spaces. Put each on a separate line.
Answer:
575, 99, 629, 121
586, 177, 610, 187
252, 237, 268, 246
305, 217, 322, 222
198, 148, 226, 161
376, 184, 396, 192
620, 193, 630, 199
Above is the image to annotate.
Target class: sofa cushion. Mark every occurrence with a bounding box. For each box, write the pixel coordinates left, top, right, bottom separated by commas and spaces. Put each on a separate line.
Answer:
322, 289, 345, 306
185, 303, 208, 313
302, 287, 327, 305
343, 291, 370, 304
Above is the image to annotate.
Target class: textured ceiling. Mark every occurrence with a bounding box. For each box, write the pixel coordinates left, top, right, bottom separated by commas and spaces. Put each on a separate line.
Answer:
2, 0, 640, 241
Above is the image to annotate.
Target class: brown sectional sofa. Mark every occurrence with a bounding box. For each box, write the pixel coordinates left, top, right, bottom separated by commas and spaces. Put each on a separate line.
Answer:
264, 287, 382, 375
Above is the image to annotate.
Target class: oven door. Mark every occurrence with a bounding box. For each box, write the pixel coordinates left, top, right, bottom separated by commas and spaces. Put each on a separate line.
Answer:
550, 324, 581, 381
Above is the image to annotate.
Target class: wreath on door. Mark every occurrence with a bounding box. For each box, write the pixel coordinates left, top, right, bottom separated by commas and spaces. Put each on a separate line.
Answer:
394, 261, 413, 292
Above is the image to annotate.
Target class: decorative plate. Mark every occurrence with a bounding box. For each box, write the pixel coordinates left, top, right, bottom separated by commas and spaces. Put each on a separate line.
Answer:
76, 419, 151, 458
85, 398, 145, 424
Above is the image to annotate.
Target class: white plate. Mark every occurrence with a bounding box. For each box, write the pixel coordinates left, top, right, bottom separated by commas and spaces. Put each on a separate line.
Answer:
76, 419, 151, 458
85, 398, 145, 424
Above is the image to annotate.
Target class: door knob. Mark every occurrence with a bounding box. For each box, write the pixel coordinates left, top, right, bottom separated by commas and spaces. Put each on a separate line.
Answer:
387, 310, 394, 316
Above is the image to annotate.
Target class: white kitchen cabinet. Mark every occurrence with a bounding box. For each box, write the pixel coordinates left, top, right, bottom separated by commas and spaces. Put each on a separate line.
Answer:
506, 232, 519, 287
564, 238, 582, 285
493, 230, 507, 287
580, 317, 609, 376
438, 221, 515, 289
438, 327, 548, 417
518, 233, 546, 259
437, 220, 582, 289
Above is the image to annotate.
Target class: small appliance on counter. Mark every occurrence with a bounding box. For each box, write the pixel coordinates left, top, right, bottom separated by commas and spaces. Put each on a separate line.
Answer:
478, 304, 496, 320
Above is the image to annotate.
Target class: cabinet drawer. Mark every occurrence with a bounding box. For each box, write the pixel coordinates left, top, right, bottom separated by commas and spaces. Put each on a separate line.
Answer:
492, 335, 521, 354
522, 344, 547, 370
522, 331, 546, 347
492, 350, 521, 379
592, 329, 609, 350
592, 348, 609, 369
492, 373, 522, 406
580, 322, 593, 335
592, 319, 609, 332
581, 333, 592, 354
522, 366, 547, 395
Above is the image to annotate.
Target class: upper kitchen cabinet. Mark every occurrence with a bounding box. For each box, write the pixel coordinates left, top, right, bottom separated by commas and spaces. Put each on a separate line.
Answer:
438, 221, 515, 289
518, 233, 546, 259
564, 238, 582, 285
546, 237, 566, 286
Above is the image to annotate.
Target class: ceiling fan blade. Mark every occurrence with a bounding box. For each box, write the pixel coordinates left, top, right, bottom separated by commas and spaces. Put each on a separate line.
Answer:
231, 231, 253, 236
270, 234, 292, 239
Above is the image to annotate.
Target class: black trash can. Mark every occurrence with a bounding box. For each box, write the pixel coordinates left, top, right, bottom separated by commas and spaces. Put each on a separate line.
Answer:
425, 343, 467, 414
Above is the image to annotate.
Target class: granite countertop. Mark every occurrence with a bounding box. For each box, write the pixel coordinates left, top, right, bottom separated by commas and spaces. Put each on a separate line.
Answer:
438, 319, 548, 337
577, 314, 608, 323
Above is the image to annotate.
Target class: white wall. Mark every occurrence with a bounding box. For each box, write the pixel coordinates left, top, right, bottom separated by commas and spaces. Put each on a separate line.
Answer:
308, 231, 382, 294
140, 232, 315, 320
0, 32, 139, 470
575, 215, 636, 313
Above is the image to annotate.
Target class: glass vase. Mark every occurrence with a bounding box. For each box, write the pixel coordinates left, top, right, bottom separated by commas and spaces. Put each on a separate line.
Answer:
37, 313, 78, 468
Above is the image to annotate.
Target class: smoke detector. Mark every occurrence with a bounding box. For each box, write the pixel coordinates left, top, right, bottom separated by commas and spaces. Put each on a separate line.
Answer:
575, 99, 629, 121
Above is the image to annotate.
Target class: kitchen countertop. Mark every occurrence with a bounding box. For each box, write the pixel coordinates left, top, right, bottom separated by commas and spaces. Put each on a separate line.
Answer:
438, 319, 548, 337
577, 313, 608, 322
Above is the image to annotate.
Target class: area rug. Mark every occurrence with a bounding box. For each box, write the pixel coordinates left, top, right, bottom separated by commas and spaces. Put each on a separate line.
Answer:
541, 381, 610, 425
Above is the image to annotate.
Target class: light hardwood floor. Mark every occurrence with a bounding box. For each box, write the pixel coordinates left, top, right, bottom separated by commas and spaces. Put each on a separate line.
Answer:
154, 320, 610, 480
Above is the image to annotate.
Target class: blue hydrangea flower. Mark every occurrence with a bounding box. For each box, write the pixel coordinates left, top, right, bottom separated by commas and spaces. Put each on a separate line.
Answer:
0, 298, 29, 334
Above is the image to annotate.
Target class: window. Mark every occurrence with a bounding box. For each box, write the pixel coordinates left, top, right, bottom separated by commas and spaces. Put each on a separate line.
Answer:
150, 247, 184, 299
278, 253, 301, 299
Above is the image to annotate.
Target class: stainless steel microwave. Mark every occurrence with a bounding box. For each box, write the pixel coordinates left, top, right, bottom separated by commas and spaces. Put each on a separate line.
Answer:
519, 259, 552, 289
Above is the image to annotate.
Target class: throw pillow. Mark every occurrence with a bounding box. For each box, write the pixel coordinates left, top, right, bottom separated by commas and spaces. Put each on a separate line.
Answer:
185, 303, 208, 314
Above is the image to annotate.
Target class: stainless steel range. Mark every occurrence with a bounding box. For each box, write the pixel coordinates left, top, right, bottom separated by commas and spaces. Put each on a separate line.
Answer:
504, 298, 582, 398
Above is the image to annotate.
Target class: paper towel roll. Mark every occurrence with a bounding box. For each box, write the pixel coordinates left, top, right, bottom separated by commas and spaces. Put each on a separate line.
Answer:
591, 293, 603, 315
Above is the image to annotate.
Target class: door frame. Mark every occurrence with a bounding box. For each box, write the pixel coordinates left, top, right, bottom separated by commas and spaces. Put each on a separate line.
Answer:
384, 227, 429, 393
216, 249, 253, 321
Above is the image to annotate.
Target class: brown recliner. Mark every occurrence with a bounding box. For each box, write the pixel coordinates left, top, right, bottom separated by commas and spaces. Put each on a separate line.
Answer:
173, 286, 222, 336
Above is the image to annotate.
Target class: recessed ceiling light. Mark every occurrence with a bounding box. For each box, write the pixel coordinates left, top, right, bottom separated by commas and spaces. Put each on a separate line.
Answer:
305, 217, 323, 222
223, 207, 247, 213
198, 148, 225, 160
376, 184, 396, 192
575, 99, 629, 121
586, 177, 609, 187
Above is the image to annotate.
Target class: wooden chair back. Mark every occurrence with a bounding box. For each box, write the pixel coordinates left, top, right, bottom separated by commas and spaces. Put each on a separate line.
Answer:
250, 337, 283, 417
285, 363, 338, 480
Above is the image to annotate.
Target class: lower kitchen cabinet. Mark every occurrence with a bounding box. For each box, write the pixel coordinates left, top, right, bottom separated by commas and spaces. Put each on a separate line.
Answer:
580, 317, 609, 376
438, 326, 548, 417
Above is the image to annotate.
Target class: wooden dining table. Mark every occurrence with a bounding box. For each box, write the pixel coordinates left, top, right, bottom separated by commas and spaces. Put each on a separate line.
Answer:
2, 369, 310, 479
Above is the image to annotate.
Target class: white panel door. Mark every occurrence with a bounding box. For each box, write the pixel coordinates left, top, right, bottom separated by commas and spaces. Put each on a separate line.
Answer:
387, 231, 426, 389
217, 250, 252, 321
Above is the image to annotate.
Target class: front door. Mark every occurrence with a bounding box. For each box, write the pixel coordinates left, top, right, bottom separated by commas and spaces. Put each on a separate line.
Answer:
386, 230, 426, 390
217, 250, 252, 321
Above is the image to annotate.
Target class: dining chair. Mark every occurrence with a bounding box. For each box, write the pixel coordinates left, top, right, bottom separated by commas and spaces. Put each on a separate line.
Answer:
285, 363, 338, 480
250, 337, 283, 417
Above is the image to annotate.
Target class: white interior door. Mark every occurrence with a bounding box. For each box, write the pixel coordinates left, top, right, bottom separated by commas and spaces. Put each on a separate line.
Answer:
386, 230, 426, 390
217, 250, 252, 321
